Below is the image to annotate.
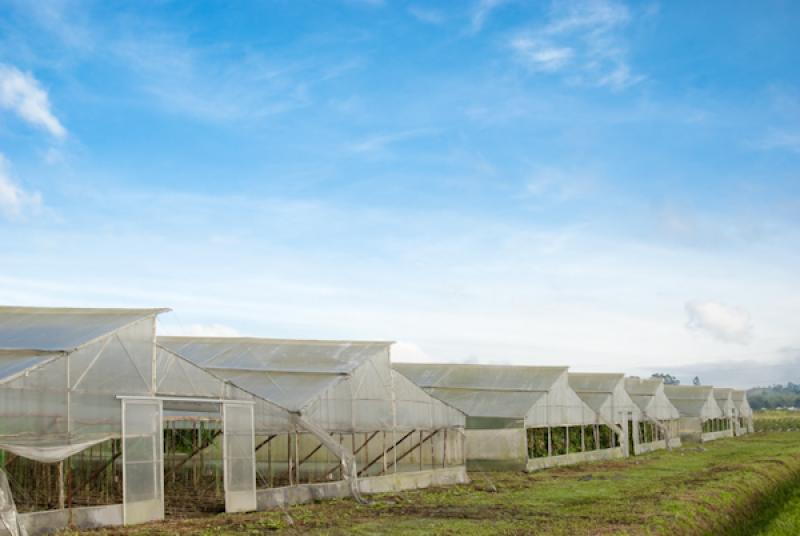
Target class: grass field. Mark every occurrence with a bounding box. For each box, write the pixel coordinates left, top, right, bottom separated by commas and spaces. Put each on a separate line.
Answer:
70, 430, 800, 536
753, 410, 800, 432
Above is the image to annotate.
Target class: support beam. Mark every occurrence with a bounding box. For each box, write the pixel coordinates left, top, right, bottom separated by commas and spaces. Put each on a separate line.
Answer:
255, 434, 278, 453
165, 430, 222, 478
358, 430, 415, 476
392, 430, 439, 468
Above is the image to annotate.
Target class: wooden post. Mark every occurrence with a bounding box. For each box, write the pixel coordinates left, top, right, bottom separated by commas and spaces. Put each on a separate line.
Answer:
295, 432, 300, 484
382, 432, 388, 474
565, 426, 569, 455
547, 427, 552, 457
287, 434, 293, 486
580, 426, 585, 452
268, 436, 273, 488
58, 461, 65, 510
443, 429, 447, 468
419, 431, 424, 471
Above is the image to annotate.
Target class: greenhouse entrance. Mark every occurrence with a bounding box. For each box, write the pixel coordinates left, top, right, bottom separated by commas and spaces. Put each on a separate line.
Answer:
120, 397, 256, 525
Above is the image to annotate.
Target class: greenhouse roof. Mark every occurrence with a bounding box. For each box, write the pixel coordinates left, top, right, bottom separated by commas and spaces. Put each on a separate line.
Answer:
568, 373, 625, 394
159, 336, 392, 411
0, 306, 168, 384
393, 363, 567, 419
663, 385, 721, 418
0, 306, 169, 352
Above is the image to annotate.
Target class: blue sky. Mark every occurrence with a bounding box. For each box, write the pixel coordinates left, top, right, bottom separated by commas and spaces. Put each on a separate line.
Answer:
1, 1, 799, 387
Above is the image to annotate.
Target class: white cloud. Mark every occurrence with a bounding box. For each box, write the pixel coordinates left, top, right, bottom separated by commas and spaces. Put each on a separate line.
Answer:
685, 300, 754, 345
408, 6, 446, 25
469, 0, 508, 34
524, 166, 594, 200
0, 63, 66, 138
0, 153, 42, 220
159, 323, 241, 338
510, 38, 573, 72
755, 129, 800, 154
391, 341, 433, 363
347, 128, 434, 155
509, 0, 642, 90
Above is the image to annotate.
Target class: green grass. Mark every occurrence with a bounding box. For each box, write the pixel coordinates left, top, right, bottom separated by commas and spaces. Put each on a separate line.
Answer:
68, 432, 800, 536
754, 410, 800, 432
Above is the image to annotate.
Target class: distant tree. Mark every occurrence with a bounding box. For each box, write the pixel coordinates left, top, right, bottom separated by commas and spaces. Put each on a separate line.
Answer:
652, 373, 680, 385
693, 376, 701, 386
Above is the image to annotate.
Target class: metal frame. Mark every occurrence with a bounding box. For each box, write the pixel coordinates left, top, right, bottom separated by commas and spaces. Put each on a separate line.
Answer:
121, 397, 164, 526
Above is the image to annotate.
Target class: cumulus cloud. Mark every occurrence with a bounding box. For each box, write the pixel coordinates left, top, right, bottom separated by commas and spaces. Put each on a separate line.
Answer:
0, 63, 66, 138
509, 0, 643, 90
159, 323, 241, 337
0, 154, 42, 220
391, 341, 433, 363
685, 300, 753, 345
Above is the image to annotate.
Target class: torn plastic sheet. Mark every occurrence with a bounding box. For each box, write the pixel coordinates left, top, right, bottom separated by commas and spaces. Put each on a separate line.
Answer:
0, 436, 115, 464
0, 469, 21, 536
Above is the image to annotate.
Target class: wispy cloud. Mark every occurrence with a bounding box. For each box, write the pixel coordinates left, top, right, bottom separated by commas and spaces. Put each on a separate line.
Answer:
686, 300, 754, 345
469, 0, 508, 34
524, 166, 595, 200
346, 128, 435, 155
0, 63, 66, 137
509, 0, 643, 90
755, 129, 800, 154
0, 153, 42, 220
509, 38, 573, 72
408, 6, 446, 25
112, 36, 315, 122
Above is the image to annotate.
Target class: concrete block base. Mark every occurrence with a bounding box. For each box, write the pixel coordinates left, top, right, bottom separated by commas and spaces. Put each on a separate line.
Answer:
526, 447, 625, 472
19, 504, 123, 536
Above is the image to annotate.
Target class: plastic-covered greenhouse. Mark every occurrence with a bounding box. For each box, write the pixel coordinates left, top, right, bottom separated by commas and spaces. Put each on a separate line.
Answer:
393, 364, 625, 472
0, 307, 364, 535
712, 388, 736, 439
567, 373, 641, 457
731, 390, 754, 435
158, 337, 468, 503
663, 385, 727, 443
623, 377, 682, 453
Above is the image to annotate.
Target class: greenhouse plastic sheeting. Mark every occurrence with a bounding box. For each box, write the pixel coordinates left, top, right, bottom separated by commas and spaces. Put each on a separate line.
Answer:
0, 469, 20, 536
713, 388, 736, 417
732, 390, 753, 418
160, 337, 465, 435
394, 363, 599, 427
624, 377, 680, 421
0, 309, 163, 447
223, 403, 257, 513
122, 399, 163, 525
568, 373, 641, 424
0, 307, 168, 352
663, 385, 723, 419
0, 436, 114, 464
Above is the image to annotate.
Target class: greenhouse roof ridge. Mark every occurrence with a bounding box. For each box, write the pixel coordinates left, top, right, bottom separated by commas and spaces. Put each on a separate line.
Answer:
0, 306, 170, 353
158, 335, 394, 346
0, 305, 170, 315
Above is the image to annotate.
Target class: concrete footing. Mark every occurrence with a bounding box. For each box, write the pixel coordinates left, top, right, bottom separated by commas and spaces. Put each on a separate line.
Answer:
19, 504, 123, 536
526, 447, 625, 471
19, 467, 469, 535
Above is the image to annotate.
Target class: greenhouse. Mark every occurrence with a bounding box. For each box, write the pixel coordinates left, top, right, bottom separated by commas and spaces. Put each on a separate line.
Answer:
393, 364, 623, 472
732, 390, 754, 436
158, 337, 468, 503
712, 388, 737, 439
623, 377, 682, 453
567, 373, 641, 457
0, 307, 352, 535
663, 385, 727, 442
